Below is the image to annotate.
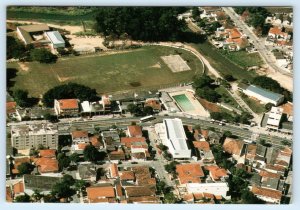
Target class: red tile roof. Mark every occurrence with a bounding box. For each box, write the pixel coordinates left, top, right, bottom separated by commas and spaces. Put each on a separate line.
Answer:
279, 102, 293, 116
125, 186, 155, 197
39, 149, 56, 158
77, 143, 89, 150
252, 186, 282, 200
13, 181, 24, 194
7, 102, 17, 114
223, 138, 244, 156
269, 27, 287, 37
34, 158, 59, 173
110, 163, 119, 178
127, 125, 143, 137
259, 170, 281, 179
228, 28, 242, 39
176, 163, 204, 184
193, 141, 210, 151
58, 99, 78, 110
204, 165, 228, 181
145, 99, 161, 110
200, 130, 209, 139
71, 130, 88, 139
89, 135, 102, 148
86, 186, 115, 200
120, 171, 135, 180
121, 137, 146, 148
6, 186, 13, 202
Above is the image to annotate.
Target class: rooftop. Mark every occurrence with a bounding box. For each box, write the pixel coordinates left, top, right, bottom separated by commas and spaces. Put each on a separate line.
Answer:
71, 130, 88, 139
223, 138, 245, 156
246, 85, 284, 103
39, 149, 56, 158
57, 99, 79, 110
45, 31, 65, 45
125, 186, 156, 197
86, 185, 115, 201
34, 158, 59, 173
176, 163, 204, 184
252, 185, 282, 200
127, 125, 143, 137
121, 137, 146, 148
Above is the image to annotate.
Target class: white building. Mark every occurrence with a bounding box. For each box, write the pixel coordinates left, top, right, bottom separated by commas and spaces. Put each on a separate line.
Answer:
241, 85, 284, 106
11, 123, 58, 150
266, 107, 283, 130
186, 182, 230, 200
155, 118, 191, 159
45, 31, 65, 49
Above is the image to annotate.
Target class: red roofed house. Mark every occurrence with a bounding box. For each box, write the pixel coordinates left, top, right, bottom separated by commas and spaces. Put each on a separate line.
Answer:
71, 130, 89, 144
109, 163, 119, 179
223, 28, 249, 51
176, 163, 204, 185
121, 137, 146, 148
6, 101, 21, 121
34, 158, 59, 174
130, 144, 149, 161
251, 185, 282, 204
127, 125, 143, 137
12, 181, 25, 198
268, 27, 290, 41
223, 138, 246, 157
144, 99, 161, 112
54, 99, 79, 117
39, 149, 56, 158
86, 185, 116, 203
204, 165, 228, 181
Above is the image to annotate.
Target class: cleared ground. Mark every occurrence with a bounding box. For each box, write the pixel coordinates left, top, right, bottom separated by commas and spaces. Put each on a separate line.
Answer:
7, 46, 204, 97
161, 54, 191, 72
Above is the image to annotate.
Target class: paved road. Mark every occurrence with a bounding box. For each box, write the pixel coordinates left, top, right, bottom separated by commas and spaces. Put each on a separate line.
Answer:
222, 7, 293, 78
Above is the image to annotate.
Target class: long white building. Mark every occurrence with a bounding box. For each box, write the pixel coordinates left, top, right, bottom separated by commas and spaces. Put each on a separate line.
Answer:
155, 118, 191, 159
186, 182, 230, 200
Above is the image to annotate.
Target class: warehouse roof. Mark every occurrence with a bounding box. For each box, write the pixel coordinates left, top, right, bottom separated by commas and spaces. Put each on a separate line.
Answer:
246, 85, 284, 102
163, 118, 188, 151
45, 31, 65, 45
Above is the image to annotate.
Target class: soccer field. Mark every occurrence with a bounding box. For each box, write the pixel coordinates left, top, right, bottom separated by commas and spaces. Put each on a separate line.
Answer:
7, 46, 204, 97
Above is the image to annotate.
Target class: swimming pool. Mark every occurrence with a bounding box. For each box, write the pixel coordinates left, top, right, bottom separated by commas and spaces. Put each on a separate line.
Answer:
172, 94, 195, 112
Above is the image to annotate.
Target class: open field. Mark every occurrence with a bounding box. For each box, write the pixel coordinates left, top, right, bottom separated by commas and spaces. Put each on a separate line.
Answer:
7, 46, 204, 97
192, 41, 258, 80
219, 51, 264, 68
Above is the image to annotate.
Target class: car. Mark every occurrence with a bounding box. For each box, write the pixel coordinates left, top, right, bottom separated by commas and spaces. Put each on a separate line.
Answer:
131, 162, 138, 164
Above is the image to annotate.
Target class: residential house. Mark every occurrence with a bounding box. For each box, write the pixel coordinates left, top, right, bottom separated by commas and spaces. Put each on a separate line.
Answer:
223, 138, 246, 157
144, 98, 161, 112
127, 125, 143, 138
176, 163, 205, 185
6, 102, 21, 121
266, 107, 283, 130
268, 27, 290, 42
101, 131, 121, 152
77, 164, 97, 182
16, 24, 50, 46
34, 157, 59, 174
186, 182, 230, 200
204, 165, 228, 181
54, 99, 79, 117
39, 149, 56, 158
86, 185, 116, 203
251, 185, 282, 204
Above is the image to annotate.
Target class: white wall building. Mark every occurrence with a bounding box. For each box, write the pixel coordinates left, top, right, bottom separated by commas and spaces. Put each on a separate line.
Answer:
266, 107, 283, 130
186, 182, 230, 200
45, 31, 65, 49
155, 118, 191, 159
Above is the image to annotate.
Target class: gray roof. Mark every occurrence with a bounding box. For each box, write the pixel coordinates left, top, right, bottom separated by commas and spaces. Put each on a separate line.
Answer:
261, 178, 279, 190
247, 85, 284, 102
250, 173, 262, 186
45, 31, 65, 45
24, 174, 61, 191
256, 144, 267, 157
237, 83, 249, 90
282, 121, 293, 130
266, 147, 279, 164
78, 164, 97, 179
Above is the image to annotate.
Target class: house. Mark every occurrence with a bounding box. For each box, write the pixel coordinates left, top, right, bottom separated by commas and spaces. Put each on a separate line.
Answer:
16, 24, 50, 45
108, 149, 126, 162
39, 149, 56, 158
54, 99, 79, 117
204, 165, 228, 181
71, 130, 89, 144
86, 185, 116, 203
186, 182, 230, 200
34, 158, 59, 174
193, 141, 214, 163
275, 147, 292, 168
11, 157, 31, 175
144, 98, 161, 112
77, 164, 97, 182
127, 125, 143, 138
266, 107, 283, 130
44, 31, 65, 49
155, 118, 191, 159
222, 28, 250, 51
109, 163, 119, 179
280, 102, 293, 122
238, 84, 284, 106
124, 186, 156, 198
89, 135, 104, 149
80, 96, 111, 116
121, 137, 146, 148
176, 163, 204, 185
11, 123, 58, 150
130, 145, 149, 161
268, 27, 290, 41
251, 185, 282, 204
223, 138, 246, 157
120, 171, 135, 182
6, 101, 21, 121
245, 144, 257, 162
101, 131, 121, 152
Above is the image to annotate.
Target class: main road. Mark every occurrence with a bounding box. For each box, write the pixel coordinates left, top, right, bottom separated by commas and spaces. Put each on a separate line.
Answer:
222, 7, 293, 78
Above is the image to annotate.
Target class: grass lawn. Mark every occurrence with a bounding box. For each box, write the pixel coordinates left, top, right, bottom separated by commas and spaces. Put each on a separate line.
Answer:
215, 86, 239, 108
7, 46, 204, 97
219, 51, 264, 68
191, 41, 258, 80
240, 94, 266, 114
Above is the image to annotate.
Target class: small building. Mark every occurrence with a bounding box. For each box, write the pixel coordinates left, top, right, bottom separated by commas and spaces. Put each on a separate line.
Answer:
86, 185, 116, 203
144, 98, 161, 112
251, 185, 282, 204
155, 118, 191, 159
54, 99, 79, 117
127, 125, 143, 138
34, 158, 59, 174
44, 31, 65, 49
16, 24, 50, 46
6, 102, 21, 121
268, 27, 290, 41
176, 163, 204, 185
186, 182, 230, 200
223, 138, 246, 157
266, 107, 283, 130
71, 130, 89, 144
101, 131, 121, 152
239, 84, 284, 106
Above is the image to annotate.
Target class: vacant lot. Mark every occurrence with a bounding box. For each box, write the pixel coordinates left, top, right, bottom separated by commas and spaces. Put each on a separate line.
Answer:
220, 51, 264, 68
7, 46, 204, 97
192, 41, 258, 80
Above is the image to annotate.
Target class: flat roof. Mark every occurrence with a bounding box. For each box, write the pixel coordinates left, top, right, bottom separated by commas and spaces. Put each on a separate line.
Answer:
247, 85, 284, 102
45, 31, 65, 45
18, 24, 49, 33
163, 118, 188, 151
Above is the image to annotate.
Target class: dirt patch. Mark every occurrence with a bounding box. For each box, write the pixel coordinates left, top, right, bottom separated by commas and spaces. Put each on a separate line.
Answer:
149, 62, 161, 69
57, 76, 76, 82
18, 62, 29, 71
198, 98, 220, 112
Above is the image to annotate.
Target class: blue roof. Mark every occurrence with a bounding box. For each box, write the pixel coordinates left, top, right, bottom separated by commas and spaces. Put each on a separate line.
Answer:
247, 85, 284, 102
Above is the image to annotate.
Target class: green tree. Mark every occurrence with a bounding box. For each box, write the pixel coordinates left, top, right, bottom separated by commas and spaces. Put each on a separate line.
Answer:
13, 89, 30, 107
193, 75, 214, 89
44, 113, 59, 123
74, 179, 87, 193
51, 181, 75, 199
30, 48, 57, 63
224, 74, 236, 82
127, 104, 142, 116
57, 153, 70, 170
265, 103, 274, 112
192, 7, 201, 20
196, 87, 221, 103
96, 168, 106, 181
143, 106, 154, 115
241, 189, 265, 204
69, 153, 80, 163
164, 192, 177, 203
7, 36, 26, 59
164, 161, 179, 174
31, 190, 43, 202
157, 143, 168, 151
83, 144, 103, 162
15, 194, 31, 202
17, 162, 34, 175
62, 174, 75, 185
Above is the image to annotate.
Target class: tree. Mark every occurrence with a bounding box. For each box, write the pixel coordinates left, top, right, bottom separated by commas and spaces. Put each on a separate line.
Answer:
83, 144, 100, 162
69, 153, 80, 163
15, 194, 31, 202
7, 36, 26, 60
62, 174, 75, 186
31, 190, 43, 202
193, 75, 214, 89
17, 162, 34, 175
96, 168, 106, 181
57, 153, 71, 170
74, 179, 87, 193
157, 143, 168, 151
51, 181, 75, 199
196, 87, 221, 103
127, 104, 142, 116
13, 89, 30, 107
224, 74, 236, 82
241, 189, 265, 204
42, 83, 99, 107
164, 161, 179, 174
265, 103, 274, 112
192, 7, 201, 20
44, 113, 59, 123
143, 106, 154, 115
30, 48, 57, 63
164, 192, 177, 203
